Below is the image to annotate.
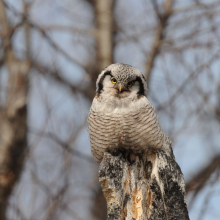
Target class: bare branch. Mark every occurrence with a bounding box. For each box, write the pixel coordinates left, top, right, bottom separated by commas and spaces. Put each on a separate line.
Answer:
145, 0, 174, 82
157, 50, 220, 111
32, 60, 94, 100
40, 24, 96, 36
172, 1, 220, 14
28, 128, 94, 164
186, 155, 220, 194
2, 0, 86, 69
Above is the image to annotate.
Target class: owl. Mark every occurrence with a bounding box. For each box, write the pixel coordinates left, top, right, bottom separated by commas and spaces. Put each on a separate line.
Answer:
88, 63, 171, 163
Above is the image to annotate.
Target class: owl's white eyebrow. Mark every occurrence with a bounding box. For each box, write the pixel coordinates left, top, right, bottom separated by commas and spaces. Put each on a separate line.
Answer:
97, 71, 113, 94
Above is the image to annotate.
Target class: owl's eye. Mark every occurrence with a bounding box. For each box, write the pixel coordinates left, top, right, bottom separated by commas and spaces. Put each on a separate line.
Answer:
111, 78, 117, 84
127, 82, 133, 87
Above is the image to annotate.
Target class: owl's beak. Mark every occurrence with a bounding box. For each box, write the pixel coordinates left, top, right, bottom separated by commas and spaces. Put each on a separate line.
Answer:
118, 84, 124, 93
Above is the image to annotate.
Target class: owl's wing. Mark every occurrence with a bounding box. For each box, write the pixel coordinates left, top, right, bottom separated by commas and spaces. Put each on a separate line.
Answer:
141, 101, 172, 149
88, 108, 117, 163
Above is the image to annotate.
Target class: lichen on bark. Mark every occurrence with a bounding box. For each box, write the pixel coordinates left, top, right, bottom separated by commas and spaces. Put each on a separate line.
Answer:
99, 148, 189, 220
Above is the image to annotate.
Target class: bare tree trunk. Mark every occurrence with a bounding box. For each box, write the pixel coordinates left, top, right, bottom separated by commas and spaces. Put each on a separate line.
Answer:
83, 0, 114, 101
95, 0, 114, 72
90, 1, 115, 219
99, 148, 189, 220
0, 1, 30, 219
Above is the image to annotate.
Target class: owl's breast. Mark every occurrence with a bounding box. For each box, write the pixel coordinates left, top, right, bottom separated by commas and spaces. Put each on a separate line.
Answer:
88, 106, 148, 162
117, 110, 150, 151
88, 97, 170, 163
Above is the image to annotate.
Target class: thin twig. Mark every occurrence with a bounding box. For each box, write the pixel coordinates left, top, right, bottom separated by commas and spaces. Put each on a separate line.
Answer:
145, 0, 174, 82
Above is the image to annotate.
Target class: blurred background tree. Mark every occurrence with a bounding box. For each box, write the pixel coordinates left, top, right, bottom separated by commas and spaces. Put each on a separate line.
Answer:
0, 0, 220, 219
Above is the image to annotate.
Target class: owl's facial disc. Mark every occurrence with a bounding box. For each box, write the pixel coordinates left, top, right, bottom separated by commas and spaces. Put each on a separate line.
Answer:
96, 64, 147, 99
98, 74, 142, 98
111, 77, 134, 94
102, 75, 132, 97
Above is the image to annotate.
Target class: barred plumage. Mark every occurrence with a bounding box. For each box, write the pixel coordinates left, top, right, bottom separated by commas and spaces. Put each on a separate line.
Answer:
88, 63, 171, 163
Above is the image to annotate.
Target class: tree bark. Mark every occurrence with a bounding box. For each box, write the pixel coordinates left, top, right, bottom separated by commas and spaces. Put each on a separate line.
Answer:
90, 1, 115, 219
95, 0, 114, 72
0, 1, 30, 219
99, 148, 189, 220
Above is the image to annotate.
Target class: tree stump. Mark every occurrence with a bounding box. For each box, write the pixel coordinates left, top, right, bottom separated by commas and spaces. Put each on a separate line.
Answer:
99, 148, 189, 220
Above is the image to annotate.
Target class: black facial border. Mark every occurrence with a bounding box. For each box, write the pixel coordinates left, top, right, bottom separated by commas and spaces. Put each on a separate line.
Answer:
135, 76, 145, 96
97, 71, 112, 94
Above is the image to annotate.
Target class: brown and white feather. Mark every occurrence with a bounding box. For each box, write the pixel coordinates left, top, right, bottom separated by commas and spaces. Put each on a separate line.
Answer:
88, 63, 171, 163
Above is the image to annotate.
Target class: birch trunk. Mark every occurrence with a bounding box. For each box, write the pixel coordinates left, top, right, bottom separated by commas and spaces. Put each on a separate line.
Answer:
91, 1, 115, 219
95, 0, 114, 72
0, 1, 30, 219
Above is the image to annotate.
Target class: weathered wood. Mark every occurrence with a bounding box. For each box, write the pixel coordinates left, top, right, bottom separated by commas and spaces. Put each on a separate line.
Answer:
99, 148, 189, 220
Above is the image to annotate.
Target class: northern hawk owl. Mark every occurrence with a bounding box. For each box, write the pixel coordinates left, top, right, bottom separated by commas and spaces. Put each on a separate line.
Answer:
88, 63, 171, 163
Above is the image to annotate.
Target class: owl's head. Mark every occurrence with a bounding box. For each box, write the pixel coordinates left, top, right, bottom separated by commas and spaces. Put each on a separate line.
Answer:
96, 63, 148, 99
